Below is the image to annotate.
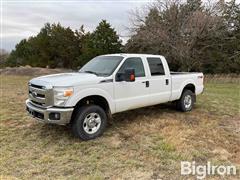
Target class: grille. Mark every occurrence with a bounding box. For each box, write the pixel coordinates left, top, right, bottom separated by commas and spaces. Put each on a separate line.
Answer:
26, 107, 44, 120
30, 84, 45, 89
28, 83, 53, 108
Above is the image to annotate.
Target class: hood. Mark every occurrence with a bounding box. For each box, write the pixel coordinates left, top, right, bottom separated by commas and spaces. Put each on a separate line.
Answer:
30, 72, 106, 87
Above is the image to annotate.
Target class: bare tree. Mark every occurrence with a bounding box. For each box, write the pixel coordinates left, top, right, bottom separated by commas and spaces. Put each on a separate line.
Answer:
125, 0, 224, 71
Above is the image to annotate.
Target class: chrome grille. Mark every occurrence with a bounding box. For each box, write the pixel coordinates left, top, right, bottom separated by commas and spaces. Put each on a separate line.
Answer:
28, 83, 53, 108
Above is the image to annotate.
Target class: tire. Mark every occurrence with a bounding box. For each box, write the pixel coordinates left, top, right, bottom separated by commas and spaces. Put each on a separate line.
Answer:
71, 105, 107, 140
176, 90, 194, 112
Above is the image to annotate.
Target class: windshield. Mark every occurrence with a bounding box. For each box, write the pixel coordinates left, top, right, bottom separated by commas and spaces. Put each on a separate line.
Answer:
79, 56, 124, 76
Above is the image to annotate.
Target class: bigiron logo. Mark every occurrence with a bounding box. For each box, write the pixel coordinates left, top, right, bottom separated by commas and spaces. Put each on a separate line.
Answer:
181, 161, 237, 179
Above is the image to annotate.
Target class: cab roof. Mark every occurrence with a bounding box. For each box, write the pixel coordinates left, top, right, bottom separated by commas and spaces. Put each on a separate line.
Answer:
102, 53, 164, 58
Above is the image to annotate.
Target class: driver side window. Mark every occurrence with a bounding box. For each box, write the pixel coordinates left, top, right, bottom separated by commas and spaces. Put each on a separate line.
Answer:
118, 57, 145, 77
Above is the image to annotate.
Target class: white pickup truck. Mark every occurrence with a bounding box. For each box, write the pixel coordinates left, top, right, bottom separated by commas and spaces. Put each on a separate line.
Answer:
26, 54, 204, 140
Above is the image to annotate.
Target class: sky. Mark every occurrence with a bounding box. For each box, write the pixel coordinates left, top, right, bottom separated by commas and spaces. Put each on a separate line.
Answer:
1, 0, 240, 52
1, 0, 151, 51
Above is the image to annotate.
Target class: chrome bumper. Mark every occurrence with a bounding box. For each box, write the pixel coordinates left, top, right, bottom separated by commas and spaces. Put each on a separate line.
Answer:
26, 99, 74, 125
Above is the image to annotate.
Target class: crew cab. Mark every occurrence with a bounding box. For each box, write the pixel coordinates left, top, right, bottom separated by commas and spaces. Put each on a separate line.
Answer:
26, 54, 204, 140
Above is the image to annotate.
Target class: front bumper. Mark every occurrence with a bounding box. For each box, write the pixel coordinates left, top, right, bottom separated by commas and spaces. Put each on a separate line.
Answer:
26, 99, 74, 125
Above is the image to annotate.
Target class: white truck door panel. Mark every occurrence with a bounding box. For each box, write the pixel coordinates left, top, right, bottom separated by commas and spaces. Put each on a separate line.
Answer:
146, 57, 171, 104
114, 77, 150, 112
149, 76, 171, 104
114, 57, 150, 112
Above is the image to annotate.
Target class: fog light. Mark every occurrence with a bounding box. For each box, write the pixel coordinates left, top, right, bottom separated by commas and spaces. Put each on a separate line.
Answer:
49, 113, 60, 120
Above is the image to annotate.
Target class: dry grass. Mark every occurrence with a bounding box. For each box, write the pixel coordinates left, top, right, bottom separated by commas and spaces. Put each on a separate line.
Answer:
0, 75, 239, 179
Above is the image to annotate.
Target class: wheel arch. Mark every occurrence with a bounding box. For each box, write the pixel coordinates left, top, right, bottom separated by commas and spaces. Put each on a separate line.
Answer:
183, 83, 195, 93
181, 83, 196, 102
70, 95, 111, 123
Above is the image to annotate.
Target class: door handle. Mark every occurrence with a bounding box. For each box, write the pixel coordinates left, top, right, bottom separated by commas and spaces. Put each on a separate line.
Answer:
142, 81, 149, 87
165, 79, 169, 85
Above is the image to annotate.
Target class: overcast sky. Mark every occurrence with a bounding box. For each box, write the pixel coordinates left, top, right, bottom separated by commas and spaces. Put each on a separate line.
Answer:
1, 0, 239, 51
1, 0, 151, 51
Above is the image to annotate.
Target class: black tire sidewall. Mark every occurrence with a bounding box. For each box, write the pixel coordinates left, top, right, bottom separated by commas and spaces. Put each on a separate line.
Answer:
71, 105, 107, 140
179, 90, 194, 112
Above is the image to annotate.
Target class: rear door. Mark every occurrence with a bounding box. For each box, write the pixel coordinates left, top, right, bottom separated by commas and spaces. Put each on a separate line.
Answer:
114, 57, 150, 112
146, 57, 171, 104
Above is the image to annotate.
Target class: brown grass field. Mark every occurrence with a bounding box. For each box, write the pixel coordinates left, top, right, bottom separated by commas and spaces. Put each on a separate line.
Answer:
0, 74, 239, 179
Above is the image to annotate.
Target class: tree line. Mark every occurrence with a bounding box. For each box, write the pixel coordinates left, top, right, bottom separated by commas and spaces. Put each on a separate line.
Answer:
3, 0, 240, 73
5, 20, 122, 69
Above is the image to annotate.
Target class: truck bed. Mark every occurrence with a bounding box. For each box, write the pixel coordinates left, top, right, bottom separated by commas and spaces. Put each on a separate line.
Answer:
170, 72, 201, 75
170, 72, 204, 101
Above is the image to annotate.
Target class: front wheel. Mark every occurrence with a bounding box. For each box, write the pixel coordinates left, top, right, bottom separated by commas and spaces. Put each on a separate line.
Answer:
71, 105, 107, 140
176, 90, 194, 112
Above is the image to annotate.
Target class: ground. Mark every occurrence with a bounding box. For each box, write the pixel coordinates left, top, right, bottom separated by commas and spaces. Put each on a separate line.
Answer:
0, 73, 239, 179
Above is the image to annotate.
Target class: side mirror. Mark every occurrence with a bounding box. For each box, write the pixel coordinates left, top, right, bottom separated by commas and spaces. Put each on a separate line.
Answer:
124, 68, 135, 82
116, 68, 135, 82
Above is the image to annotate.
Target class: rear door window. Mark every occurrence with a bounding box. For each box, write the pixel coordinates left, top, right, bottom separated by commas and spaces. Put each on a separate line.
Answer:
147, 57, 165, 76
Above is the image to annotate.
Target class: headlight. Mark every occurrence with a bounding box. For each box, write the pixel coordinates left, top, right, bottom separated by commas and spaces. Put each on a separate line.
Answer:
53, 87, 73, 106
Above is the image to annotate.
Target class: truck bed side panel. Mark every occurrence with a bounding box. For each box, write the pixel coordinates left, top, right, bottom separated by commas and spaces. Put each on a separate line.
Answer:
170, 73, 204, 101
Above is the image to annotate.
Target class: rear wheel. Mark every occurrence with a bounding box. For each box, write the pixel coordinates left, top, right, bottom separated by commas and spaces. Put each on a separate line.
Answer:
71, 105, 107, 140
176, 90, 194, 112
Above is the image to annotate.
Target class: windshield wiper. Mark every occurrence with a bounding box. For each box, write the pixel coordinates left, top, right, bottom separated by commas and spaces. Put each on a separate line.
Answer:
82, 71, 99, 76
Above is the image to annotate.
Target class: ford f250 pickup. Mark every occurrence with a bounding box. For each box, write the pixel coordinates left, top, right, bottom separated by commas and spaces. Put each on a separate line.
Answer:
26, 54, 204, 140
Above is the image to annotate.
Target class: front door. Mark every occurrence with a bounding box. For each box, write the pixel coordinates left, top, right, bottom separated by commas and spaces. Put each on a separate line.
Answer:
114, 57, 150, 112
